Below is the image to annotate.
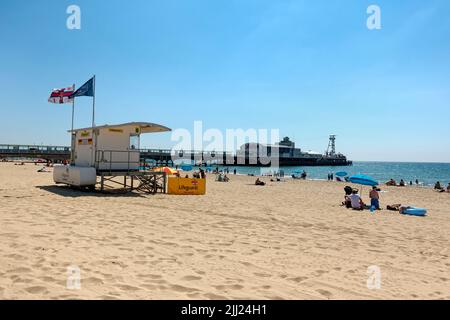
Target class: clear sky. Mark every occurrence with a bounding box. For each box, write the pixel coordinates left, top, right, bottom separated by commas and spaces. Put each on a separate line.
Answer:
1, 0, 449, 162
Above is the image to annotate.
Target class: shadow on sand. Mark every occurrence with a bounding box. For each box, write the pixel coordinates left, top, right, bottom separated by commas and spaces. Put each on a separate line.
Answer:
36, 185, 146, 198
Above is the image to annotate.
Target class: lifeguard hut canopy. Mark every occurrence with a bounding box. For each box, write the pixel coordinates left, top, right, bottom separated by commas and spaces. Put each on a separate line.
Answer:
70, 122, 171, 171
69, 122, 171, 134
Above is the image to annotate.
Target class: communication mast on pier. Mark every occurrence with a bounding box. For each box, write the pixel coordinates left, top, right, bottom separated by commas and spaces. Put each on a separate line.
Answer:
326, 135, 336, 156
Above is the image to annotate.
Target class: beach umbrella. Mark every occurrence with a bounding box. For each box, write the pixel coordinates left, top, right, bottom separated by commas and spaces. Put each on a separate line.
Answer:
153, 166, 178, 175
349, 174, 378, 186
336, 171, 348, 177
348, 174, 378, 199
181, 164, 193, 171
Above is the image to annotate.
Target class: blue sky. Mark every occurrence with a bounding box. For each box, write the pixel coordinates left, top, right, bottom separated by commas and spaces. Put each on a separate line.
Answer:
0, 0, 449, 162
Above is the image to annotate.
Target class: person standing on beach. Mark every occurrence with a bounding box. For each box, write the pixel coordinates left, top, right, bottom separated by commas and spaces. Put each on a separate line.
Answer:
369, 186, 380, 210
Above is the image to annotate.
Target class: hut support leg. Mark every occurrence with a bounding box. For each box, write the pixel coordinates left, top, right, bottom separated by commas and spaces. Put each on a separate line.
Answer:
100, 173, 104, 192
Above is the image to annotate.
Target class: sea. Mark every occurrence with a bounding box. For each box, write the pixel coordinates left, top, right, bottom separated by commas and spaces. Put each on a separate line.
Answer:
186, 162, 450, 187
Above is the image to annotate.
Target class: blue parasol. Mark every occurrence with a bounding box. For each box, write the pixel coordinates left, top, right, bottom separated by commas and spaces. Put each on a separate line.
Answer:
336, 171, 348, 177
349, 174, 378, 186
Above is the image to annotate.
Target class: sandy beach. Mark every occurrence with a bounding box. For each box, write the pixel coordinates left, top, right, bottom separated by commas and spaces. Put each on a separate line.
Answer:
0, 162, 449, 300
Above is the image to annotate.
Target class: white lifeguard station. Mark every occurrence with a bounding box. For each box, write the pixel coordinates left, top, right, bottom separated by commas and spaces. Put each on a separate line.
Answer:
54, 122, 171, 193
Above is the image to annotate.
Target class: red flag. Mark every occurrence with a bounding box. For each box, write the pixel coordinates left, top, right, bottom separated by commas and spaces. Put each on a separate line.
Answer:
48, 85, 75, 104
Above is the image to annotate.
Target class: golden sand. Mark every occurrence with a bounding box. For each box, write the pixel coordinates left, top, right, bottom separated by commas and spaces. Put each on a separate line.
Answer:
0, 162, 449, 299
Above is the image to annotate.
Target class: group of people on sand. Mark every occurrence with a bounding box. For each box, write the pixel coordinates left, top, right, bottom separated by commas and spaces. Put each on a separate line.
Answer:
386, 178, 415, 187
177, 168, 207, 179
292, 170, 307, 180
216, 173, 230, 182
386, 178, 407, 186
434, 181, 450, 193
386, 178, 450, 193
342, 186, 381, 211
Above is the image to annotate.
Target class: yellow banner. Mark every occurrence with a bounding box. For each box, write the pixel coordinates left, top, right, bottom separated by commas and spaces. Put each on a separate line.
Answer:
167, 177, 206, 195
109, 128, 124, 133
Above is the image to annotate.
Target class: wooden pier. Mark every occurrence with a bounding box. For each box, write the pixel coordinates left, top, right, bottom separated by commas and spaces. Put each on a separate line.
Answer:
0, 144, 233, 166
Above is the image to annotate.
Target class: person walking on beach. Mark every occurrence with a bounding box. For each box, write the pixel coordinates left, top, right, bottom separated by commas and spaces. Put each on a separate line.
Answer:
369, 186, 380, 210
199, 168, 205, 179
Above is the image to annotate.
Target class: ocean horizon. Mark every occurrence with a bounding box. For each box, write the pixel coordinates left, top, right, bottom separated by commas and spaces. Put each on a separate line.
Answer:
181, 161, 450, 187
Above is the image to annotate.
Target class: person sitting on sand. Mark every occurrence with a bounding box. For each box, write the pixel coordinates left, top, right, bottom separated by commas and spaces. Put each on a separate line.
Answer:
255, 178, 265, 186
399, 179, 406, 187
301, 171, 307, 180
223, 174, 230, 182
447, 183, 450, 193
341, 186, 353, 208
369, 186, 380, 210
349, 189, 365, 210
344, 185, 353, 195
386, 178, 397, 186
434, 181, 443, 190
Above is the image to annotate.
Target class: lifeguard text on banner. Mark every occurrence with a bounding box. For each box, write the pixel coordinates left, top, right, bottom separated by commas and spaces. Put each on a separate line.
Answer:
167, 177, 206, 195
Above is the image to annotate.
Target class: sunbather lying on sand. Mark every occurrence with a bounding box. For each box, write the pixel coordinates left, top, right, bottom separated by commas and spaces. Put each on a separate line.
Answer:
386, 179, 397, 186
255, 178, 265, 186
387, 204, 412, 214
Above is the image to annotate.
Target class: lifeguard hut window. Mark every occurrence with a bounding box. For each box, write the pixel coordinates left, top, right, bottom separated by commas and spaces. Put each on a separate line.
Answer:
130, 135, 139, 150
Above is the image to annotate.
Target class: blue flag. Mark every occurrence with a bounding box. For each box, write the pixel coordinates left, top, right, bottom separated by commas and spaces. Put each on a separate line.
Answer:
70, 77, 94, 98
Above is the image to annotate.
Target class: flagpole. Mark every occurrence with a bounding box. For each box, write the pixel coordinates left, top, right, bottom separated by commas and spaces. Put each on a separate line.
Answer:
71, 83, 75, 164
92, 75, 96, 168
92, 75, 96, 128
